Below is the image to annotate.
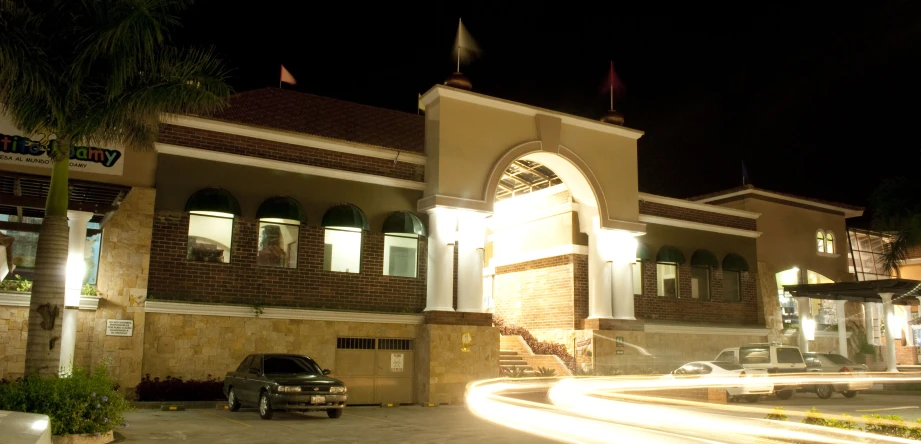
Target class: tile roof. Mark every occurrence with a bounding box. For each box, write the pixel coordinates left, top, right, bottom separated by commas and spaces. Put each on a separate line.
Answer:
687, 184, 864, 212
205, 88, 425, 153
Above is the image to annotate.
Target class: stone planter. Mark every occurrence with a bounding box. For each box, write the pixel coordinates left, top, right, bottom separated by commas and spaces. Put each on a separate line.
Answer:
52, 430, 114, 444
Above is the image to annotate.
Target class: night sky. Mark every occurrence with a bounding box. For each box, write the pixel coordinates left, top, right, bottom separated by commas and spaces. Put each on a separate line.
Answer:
176, 3, 921, 225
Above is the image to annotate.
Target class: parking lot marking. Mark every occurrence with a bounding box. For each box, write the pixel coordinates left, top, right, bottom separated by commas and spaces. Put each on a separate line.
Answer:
855, 406, 919, 412
203, 411, 252, 427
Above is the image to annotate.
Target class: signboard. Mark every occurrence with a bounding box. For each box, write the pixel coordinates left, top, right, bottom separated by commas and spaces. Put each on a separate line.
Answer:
0, 133, 124, 175
576, 338, 592, 357
105, 319, 133, 337
461, 331, 473, 353
616, 350, 625, 355
615, 336, 625, 348
390, 353, 404, 372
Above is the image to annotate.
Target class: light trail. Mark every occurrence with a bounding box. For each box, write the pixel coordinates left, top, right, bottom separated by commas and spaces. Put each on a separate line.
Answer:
466, 373, 921, 443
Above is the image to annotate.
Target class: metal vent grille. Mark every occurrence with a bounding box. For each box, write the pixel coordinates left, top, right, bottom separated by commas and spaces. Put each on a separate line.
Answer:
378, 339, 413, 351
336, 337, 375, 350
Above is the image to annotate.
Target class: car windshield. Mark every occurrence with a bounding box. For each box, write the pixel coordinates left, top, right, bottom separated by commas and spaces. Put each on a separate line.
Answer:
824, 354, 856, 365
712, 362, 744, 371
776, 348, 804, 364
263, 356, 322, 375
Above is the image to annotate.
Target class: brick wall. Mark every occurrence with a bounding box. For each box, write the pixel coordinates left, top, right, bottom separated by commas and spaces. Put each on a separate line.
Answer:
639, 201, 756, 231
494, 254, 581, 330
148, 211, 426, 312
634, 261, 759, 325
158, 124, 424, 183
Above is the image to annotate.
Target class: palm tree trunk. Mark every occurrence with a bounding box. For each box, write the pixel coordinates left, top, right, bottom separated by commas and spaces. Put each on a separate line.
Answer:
24, 151, 70, 376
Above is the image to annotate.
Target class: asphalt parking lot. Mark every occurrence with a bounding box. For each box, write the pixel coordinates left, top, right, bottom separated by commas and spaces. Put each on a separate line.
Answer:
682, 392, 921, 423
118, 405, 557, 444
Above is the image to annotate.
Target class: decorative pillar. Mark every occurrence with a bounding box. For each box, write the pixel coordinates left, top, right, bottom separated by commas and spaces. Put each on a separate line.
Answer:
795, 296, 812, 353
609, 231, 637, 321
586, 228, 614, 319
905, 305, 915, 347
456, 211, 487, 313
60, 210, 93, 375
864, 301, 875, 346
425, 208, 456, 312
835, 299, 848, 357
880, 293, 898, 372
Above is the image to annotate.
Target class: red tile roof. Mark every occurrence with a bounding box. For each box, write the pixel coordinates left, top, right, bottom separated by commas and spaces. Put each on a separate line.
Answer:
206, 88, 425, 153
687, 184, 864, 212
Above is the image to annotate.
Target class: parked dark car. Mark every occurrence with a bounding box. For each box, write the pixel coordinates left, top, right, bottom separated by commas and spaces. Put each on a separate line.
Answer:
801, 352, 871, 399
223, 354, 348, 420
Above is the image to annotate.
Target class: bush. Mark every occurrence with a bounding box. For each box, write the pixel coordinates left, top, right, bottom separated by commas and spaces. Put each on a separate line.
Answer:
827, 414, 858, 430
0, 366, 130, 436
535, 367, 556, 377
863, 414, 910, 438
802, 407, 828, 427
0, 274, 32, 292
135, 374, 225, 401
765, 407, 787, 421
494, 316, 576, 372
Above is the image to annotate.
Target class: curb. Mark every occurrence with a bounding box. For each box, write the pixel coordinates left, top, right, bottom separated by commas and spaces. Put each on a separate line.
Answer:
133, 401, 227, 410
862, 390, 921, 396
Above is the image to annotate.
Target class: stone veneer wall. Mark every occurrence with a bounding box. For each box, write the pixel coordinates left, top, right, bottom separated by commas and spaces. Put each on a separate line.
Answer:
634, 261, 759, 325
143, 312, 418, 380
148, 212, 427, 312
415, 324, 499, 404
88, 188, 156, 388
0, 306, 28, 379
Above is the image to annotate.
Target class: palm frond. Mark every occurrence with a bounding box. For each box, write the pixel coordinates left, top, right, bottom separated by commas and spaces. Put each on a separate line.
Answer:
871, 177, 921, 276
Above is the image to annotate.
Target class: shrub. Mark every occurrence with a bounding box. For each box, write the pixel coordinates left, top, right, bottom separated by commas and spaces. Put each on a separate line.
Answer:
535, 367, 556, 377
0, 366, 130, 436
135, 374, 225, 401
81, 284, 97, 296
802, 407, 828, 427
863, 414, 910, 438
494, 316, 576, 372
500, 367, 527, 378
765, 407, 787, 421
0, 274, 32, 292
827, 414, 858, 430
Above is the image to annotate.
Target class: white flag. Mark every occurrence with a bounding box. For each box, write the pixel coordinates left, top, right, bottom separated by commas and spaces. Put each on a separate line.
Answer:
452, 18, 481, 67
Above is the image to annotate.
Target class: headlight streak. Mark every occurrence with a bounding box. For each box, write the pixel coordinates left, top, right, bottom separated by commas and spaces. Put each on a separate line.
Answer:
467, 373, 921, 443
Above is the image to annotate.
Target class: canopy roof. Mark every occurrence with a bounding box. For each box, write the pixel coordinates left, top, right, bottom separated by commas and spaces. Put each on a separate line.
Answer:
784, 279, 921, 304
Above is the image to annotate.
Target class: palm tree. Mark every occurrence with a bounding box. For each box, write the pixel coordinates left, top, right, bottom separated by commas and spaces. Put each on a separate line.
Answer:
0, 0, 231, 376
871, 177, 921, 276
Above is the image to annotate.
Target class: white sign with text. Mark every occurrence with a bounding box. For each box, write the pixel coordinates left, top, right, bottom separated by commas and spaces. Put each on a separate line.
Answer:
105, 319, 133, 337
390, 353, 404, 372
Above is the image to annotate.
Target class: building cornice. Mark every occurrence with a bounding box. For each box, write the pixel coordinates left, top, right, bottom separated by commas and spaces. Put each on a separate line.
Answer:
0, 292, 100, 310
638, 215, 762, 238
162, 115, 427, 166
156, 143, 426, 191
695, 189, 864, 218
144, 300, 425, 325
638, 193, 761, 219
420, 86, 645, 140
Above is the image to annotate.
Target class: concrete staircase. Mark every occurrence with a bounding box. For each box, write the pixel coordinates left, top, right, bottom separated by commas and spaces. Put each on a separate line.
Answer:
500, 335, 572, 376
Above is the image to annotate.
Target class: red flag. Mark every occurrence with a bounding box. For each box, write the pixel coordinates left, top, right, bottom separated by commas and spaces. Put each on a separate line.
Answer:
605, 61, 625, 98
280, 65, 296, 85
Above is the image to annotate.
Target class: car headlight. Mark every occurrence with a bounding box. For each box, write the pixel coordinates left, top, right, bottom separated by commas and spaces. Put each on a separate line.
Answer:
278, 386, 301, 393
329, 386, 347, 394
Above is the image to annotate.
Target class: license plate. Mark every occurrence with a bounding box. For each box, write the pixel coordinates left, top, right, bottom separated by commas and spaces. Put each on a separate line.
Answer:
310, 396, 326, 404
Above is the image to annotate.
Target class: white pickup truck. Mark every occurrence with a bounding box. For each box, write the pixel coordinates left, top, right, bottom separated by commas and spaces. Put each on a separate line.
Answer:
715, 344, 808, 399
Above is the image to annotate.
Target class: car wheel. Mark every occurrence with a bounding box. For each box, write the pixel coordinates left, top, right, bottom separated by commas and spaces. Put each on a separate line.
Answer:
776, 390, 794, 400
327, 408, 343, 419
842, 390, 858, 398
743, 395, 760, 403
228, 388, 241, 412
258, 391, 273, 420
815, 384, 833, 399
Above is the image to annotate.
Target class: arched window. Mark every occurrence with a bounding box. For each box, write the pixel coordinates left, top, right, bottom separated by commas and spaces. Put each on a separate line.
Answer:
185, 188, 241, 263
825, 231, 835, 254
816, 230, 826, 253
382, 211, 426, 278
321, 204, 368, 273
256, 196, 305, 268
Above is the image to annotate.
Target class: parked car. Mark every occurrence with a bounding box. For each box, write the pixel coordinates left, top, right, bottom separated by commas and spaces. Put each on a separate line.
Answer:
802, 352, 872, 399
0, 410, 51, 444
715, 344, 807, 400
223, 353, 348, 420
664, 361, 774, 403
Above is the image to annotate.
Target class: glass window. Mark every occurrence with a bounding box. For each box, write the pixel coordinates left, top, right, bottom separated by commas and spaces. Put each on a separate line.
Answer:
236, 356, 253, 372
383, 235, 418, 278
824, 354, 855, 365
84, 222, 102, 285
712, 362, 744, 371
187, 212, 234, 263
249, 355, 263, 374
263, 356, 322, 375
257, 221, 299, 268
0, 215, 101, 285
632, 260, 642, 295
324, 228, 361, 273
825, 232, 835, 254
776, 347, 804, 364
691, 267, 710, 300
739, 347, 770, 364
656, 263, 678, 297
716, 351, 737, 363
697, 364, 713, 375
723, 270, 741, 302
816, 230, 825, 253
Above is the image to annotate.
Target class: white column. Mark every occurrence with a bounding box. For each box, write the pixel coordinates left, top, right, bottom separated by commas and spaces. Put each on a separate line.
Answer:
905, 305, 915, 347
835, 299, 848, 357
424, 208, 456, 312
456, 211, 487, 313
880, 293, 898, 372
864, 302, 875, 346
609, 231, 637, 321
795, 297, 812, 353
587, 228, 614, 319
60, 210, 93, 375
